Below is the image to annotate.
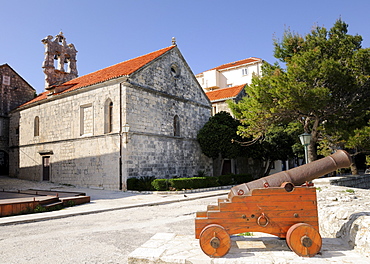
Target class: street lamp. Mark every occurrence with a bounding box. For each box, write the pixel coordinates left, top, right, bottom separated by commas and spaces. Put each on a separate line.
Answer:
122, 123, 130, 143
299, 132, 312, 164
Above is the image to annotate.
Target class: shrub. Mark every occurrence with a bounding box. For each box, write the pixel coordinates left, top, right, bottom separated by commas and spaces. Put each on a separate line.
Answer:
127, 176, 155, 191
127, 177, 140, 190
151, 179, 169, 191
128, 174, 253, 191
217, 174, 235, 186
169, 177, 219, 190
233, 174, 253, 184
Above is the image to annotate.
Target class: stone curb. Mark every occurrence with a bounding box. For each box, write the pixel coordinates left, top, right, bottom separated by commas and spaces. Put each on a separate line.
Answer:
126, 185, 233, 195
0, 190, 228, 226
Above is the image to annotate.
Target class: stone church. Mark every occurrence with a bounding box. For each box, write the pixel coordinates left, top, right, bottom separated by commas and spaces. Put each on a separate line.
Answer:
9, 33, 212, 190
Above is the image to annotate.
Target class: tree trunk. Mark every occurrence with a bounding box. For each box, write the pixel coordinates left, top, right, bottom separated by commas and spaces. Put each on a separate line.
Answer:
350, 155, 358, 175
306, 118, 320, 162
264, 160, 274, 176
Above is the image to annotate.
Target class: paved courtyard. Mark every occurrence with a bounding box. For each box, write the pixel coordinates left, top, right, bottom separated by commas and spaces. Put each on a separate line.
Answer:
0, 176, 369, 263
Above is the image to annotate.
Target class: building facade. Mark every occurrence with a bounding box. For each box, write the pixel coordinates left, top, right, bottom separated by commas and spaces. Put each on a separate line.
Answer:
196, 57, 263, 92
9, 36, 212, 190
0, 64, 35, 175
196, 57, 263, 116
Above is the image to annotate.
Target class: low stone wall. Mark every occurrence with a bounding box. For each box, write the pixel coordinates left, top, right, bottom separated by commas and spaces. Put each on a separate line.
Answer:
314, 178, 370, 258
328, 174, 370, 189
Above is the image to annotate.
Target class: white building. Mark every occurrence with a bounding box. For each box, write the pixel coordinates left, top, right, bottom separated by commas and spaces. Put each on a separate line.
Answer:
196, 57, 263, 92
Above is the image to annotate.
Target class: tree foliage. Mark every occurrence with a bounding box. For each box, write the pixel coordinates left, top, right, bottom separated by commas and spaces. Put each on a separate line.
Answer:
197, 111, 300, 176
197, 111, 243, 159
229, 19, 370, 162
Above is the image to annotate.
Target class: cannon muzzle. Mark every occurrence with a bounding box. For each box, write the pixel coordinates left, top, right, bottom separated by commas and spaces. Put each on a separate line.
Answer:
229, 150, 352, 198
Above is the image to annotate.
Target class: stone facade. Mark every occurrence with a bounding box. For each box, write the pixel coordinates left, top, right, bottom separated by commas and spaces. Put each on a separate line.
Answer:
9, 43, 212, 190
0, 64, 35, 175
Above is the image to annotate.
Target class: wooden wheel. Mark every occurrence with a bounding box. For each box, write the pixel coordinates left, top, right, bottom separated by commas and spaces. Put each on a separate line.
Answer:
199, 224, 231, 258
286, 223, 322, 257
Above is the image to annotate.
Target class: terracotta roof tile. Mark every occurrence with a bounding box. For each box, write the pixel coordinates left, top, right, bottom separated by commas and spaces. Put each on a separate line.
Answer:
197, 57, 261, 75
21, 46, 175, 107
206, 84, 246, 102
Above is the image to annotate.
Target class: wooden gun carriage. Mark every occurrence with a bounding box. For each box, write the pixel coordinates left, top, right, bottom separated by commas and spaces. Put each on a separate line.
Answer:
195, 150, 352, 258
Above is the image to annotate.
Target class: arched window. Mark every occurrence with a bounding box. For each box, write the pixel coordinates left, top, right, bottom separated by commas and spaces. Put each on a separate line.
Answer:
174, 115, 180, 137
34, 116, 40, 137
104, 99, 113, 133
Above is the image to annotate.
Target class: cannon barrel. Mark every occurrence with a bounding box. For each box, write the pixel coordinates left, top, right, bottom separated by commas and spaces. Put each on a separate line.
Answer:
229, 150, 352, 198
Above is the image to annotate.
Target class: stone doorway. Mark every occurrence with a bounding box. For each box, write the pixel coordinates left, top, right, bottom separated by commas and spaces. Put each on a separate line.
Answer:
0, 150, 9, 175
42, 156, 50, 181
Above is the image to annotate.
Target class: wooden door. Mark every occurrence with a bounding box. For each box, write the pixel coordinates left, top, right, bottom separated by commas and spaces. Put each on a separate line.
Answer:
42, 156, 50, 181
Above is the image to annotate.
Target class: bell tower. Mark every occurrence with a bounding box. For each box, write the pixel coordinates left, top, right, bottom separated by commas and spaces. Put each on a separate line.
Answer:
41, 32, 78, 90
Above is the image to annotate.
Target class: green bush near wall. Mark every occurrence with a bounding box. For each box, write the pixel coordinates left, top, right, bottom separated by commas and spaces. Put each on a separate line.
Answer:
127, 173, 253, 192
151, 179, 169, 191
233, 174, 254, 184
127, 176, 155, 191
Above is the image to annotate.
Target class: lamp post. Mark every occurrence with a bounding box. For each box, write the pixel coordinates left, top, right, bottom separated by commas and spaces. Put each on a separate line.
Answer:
122, 123, 130, 143
299, 132, 312, 164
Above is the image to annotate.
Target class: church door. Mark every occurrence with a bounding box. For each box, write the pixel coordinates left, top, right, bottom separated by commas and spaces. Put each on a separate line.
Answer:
42, 156, 50, 181
0, 151, 8, 175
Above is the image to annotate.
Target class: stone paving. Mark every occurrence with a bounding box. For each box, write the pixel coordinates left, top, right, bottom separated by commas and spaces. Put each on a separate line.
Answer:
1, 176, 370, 263
128, 233, 369, 264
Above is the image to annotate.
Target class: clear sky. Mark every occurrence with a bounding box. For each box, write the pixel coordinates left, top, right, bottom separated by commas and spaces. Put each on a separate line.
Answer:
1, 0, 370, 94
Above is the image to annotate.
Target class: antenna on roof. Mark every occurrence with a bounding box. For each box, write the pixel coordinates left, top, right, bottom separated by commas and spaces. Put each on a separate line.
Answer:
172, 37, 177, 46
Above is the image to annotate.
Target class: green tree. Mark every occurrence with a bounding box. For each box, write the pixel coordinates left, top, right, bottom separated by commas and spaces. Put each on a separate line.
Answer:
197, 111, 243, 160
229, 19, 370, 162
197, 112, 298, 177
318, 113, 370, 174
256, 124, 297, 175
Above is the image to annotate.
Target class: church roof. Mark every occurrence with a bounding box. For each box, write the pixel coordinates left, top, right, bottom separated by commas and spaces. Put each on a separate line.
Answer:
22, 45, 176, 107
205, 84, 246, 102
197, 57, 261, 75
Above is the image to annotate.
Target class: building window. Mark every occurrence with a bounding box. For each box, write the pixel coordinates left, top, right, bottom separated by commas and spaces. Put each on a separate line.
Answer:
34, 116, 40, 137
2, 75, 10, 85
226, 84, 233, 87
242, 68, 248, 76
170, 63, 180, 78
80, 104, 93, 136
212, 106, 217, 116
174, 115, 180, 137
104, 99, 113, 134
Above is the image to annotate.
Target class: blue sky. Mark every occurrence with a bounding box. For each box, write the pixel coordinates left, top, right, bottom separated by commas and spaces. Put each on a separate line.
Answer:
2, 0, 370, 94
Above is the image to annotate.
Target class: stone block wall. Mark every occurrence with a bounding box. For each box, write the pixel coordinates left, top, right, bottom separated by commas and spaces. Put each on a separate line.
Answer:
329, 174, 370, 189
0, 64, 35, 175
124, 47, 212, 179
314, 179, 370, 258
9, 82, 122, 189
0, 65, 35, 115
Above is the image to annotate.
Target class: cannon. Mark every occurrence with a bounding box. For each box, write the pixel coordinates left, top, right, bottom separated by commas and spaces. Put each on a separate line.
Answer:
195, 150, 352, 258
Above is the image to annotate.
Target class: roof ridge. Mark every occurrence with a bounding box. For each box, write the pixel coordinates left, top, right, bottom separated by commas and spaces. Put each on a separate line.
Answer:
197, 57, 261, 75
216, 57, 261, 67
64, 45, 175, 85
205, 84, 246, 93
19, 45, 176, 108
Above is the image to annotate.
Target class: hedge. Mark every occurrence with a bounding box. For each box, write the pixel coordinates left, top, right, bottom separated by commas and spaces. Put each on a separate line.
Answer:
128, 174, 253, 191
